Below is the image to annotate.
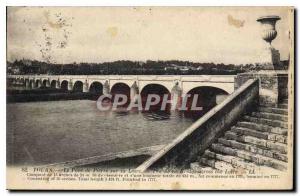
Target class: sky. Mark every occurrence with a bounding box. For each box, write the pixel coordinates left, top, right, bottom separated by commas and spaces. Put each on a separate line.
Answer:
7, 7, 292, 65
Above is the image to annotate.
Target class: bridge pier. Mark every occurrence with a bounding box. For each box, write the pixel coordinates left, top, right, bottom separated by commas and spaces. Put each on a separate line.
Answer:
25, 80, 30, 89
130, 82, 139, 103
170, 83, 182, 110
68, 80, 73, 91
103, 81, 110, 95
30, 80, 35, 89
55, 80, 60, 89
36, 80, 42, 88
83, 80, 89, 93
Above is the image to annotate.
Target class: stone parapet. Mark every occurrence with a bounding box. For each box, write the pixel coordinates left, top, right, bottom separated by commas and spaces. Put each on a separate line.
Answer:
235, 70, 288, 106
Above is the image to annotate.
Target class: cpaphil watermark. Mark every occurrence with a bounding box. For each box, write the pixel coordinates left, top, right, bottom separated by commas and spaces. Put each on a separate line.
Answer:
96, 94, 203, 111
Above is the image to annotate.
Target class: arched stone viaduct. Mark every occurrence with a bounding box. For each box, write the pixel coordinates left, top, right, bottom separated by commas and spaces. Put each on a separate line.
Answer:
8, 75, 235, 103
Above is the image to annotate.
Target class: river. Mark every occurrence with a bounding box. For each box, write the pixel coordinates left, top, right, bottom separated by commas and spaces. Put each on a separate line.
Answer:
7, 100, 195, 166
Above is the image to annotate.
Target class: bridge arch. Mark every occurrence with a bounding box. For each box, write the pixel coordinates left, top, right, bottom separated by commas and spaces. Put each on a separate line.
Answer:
140, 83, 171, 111
35, 80, 42, 88
182, 83, 233, 96
61, 80, 69, 91
20, 78, 25, 85
42, 79, 50, 88
139, 81, 173, 94
50, 80, 57, 88
89, 81, 103, 95
183, 86, 229, 119
73, 81, 83, 92
110, 83, 131, 104
141, 84, 171, 95
12, 78, 19, 85
71, 79, 86, 84
109, 80, 134, 90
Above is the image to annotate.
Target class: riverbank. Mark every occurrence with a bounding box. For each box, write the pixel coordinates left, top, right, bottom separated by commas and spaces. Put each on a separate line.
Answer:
42, 145, 164, 169
7, 88, 100, 102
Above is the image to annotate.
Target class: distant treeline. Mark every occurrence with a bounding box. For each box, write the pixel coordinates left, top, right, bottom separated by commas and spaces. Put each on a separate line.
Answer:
7, 59, 289, 75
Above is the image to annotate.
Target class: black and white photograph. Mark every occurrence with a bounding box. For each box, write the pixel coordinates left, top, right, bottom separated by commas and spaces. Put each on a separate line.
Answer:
5, 6, 294, 190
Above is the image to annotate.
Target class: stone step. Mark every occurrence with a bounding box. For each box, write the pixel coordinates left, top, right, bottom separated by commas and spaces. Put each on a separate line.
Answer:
211, 143, 287, 171
231, 126, 268, 140
278, 103, 288, 109
244, 116, 288, 129
199, 157, 234, 170
251, 112, 288, 122
200, 150, 279, 173
237, 121, 288, 136
218, 138, 288, 162
257, 107, 288, 115
204, 150, 256, 170
224, 131, 287, 154
231, 126, 287, 144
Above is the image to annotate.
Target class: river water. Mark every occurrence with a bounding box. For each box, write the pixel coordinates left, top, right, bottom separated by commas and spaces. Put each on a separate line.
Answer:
7, 100, 195, 166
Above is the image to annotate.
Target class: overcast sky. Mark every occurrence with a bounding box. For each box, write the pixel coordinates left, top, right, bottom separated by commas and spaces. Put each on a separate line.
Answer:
7, 7, 292, 64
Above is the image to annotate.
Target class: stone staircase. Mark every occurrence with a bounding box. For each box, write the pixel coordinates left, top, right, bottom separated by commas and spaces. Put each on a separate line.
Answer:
190, 99, 288, 172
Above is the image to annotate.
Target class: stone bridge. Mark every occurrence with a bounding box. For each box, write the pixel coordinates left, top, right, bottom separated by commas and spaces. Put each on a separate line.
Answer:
8, 75, 235, 103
